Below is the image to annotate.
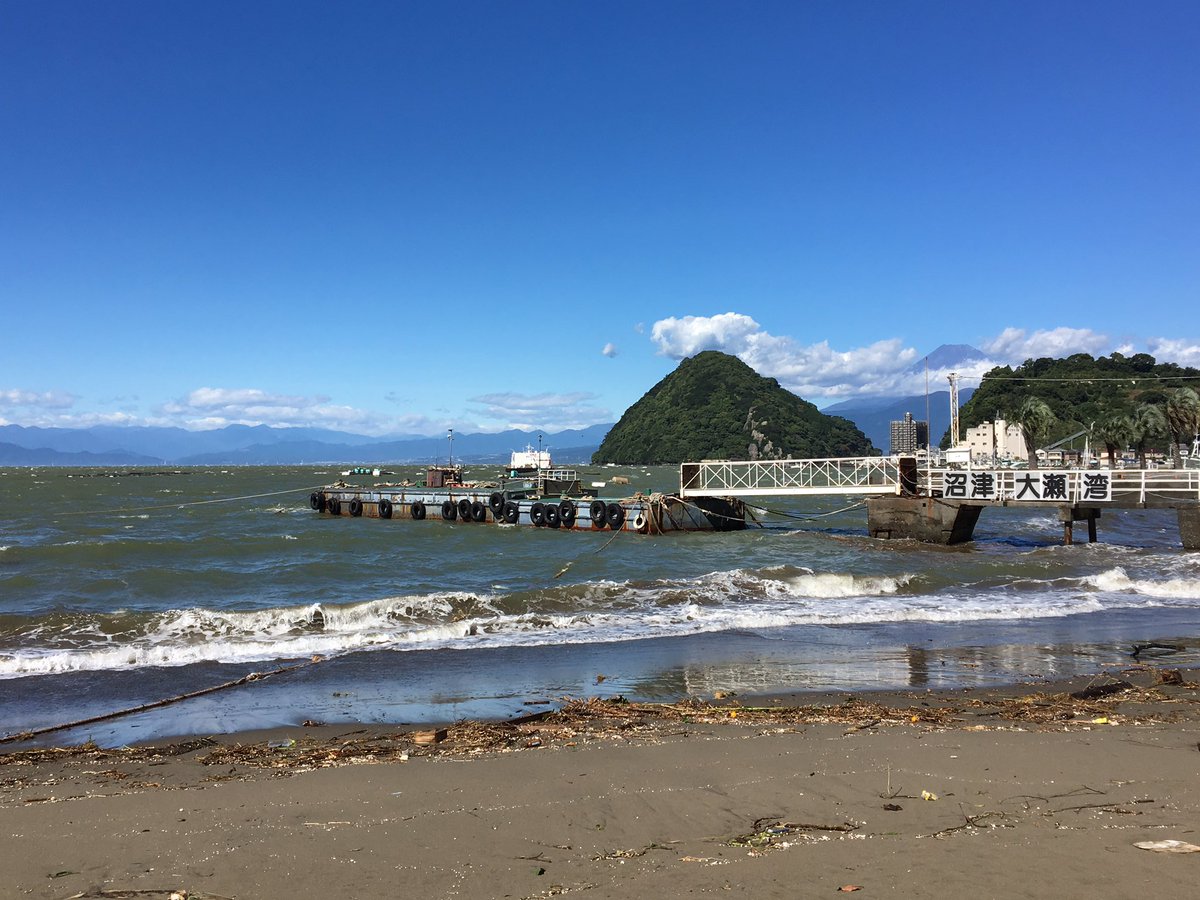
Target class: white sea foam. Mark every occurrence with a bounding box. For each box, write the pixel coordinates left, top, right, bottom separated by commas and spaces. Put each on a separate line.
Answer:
2, 560, 1197, 680
1085, 566, 1200, 600
0, 571, 1135, 679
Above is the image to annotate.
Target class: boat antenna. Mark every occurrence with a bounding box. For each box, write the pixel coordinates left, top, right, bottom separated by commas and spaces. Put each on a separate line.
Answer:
448, 428, 454, 466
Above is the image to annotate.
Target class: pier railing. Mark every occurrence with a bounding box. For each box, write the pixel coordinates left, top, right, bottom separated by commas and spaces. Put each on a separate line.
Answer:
679, 457, 1200, 507
680, 457, 902, 497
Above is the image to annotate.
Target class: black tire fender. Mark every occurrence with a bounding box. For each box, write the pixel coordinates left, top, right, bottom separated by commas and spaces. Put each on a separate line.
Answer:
606, 503, 625, 529
589, 499, 607, 527
442, 500, 457, 521
489, 492, 505, 515
411, 500, 426, 520
530, 501, 546, 526
378, 498, 393, 519
558, 499, 576, 525
502, 501, 520, 524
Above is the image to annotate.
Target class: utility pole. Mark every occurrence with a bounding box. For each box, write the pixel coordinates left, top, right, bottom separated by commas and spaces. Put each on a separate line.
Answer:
948, 373, 960, 450
447, 429, 454, 466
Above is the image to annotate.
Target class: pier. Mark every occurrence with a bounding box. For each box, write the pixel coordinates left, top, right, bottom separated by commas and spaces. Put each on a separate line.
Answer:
680, 457, 1200, 549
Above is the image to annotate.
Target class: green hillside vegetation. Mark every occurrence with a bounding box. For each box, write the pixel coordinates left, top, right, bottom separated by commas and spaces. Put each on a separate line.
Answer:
952, 352, 1200, 462
592, 351, 875, 465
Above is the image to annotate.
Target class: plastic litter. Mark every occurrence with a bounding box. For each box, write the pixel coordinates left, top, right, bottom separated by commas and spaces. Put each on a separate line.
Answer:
1134, 840, 1200, 853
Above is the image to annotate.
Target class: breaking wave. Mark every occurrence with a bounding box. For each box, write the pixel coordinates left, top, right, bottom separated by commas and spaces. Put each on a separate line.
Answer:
2, 562, 1194, 678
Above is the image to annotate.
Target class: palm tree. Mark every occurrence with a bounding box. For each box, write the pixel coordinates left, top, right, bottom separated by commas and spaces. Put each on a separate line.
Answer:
1012, 397, 1057, 469
1131, 403, 1168, 468
1165, 388, 1200, 467
1092, 412, 1133, 467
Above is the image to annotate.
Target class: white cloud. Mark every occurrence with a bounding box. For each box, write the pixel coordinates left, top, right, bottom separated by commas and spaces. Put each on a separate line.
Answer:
1146, 338, 1200, 368
651, 313, 763, 358
602, 342, 618, 357
468, 391, 612, 431
156, 387, 400, 433
0, 389, 77, 409
980, 327, 1110, 361
645, 314, 1178, 404
649, 313, 925, 400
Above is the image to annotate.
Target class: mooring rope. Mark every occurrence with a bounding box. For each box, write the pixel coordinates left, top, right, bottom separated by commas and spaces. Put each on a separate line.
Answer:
553, 518, 627, 578
56, 485, 329, 517
743, 499, 868, 520
0, 657, 324, 746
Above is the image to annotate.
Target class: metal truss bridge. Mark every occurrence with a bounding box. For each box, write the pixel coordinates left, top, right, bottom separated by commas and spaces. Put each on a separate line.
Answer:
679, 457, 1200, 508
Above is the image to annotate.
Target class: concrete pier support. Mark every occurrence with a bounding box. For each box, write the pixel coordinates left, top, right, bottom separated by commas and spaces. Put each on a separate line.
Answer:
867, 497, 982, 545
1058, 506, 1101, 545
1179, 507, 1200, 551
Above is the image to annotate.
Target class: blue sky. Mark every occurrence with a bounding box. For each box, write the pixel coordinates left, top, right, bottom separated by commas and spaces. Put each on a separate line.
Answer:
3, 1, 1197, 435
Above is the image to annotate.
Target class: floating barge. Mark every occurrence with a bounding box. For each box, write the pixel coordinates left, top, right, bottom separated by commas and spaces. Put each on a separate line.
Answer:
311, 461, 745, 534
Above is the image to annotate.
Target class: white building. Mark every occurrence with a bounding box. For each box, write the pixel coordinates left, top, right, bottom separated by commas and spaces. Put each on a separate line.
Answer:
964, 418, 1028, 464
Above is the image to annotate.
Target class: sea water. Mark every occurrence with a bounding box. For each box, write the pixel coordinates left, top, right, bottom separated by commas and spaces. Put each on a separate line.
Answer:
1, 465, 1198, 746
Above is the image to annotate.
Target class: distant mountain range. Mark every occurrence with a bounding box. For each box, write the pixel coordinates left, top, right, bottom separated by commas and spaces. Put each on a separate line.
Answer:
0, 344, 989, 465
0, 423, 612, 466
822, 388, 976, 452
820, 343, 987, 450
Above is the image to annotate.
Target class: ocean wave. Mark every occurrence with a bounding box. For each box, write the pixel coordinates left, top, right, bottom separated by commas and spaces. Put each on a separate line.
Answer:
1085, 566, 1200, 600
0, 561, 1165, 678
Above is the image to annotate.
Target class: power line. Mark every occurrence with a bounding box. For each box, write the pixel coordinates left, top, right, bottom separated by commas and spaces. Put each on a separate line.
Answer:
979, 374, 1200, 384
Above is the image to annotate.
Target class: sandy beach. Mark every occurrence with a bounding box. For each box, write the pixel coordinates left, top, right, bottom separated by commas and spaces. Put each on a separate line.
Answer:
4, 667, 1200, 900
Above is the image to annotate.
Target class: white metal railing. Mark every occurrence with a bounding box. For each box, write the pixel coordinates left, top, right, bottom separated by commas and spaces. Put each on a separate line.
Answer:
678, 457, 1200, 505
920, 467, 1200, 505
679, 457, 902, 497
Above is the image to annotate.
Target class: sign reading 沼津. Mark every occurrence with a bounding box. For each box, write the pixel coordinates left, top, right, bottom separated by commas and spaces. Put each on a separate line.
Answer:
943, 471, 1111, 502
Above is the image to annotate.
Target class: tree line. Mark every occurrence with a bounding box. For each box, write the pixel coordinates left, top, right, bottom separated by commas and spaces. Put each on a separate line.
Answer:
951, 352, 1200, 468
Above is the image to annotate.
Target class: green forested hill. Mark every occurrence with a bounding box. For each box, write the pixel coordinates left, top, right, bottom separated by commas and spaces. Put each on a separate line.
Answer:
953, 352, 1200, 447
592, 351, 875, 464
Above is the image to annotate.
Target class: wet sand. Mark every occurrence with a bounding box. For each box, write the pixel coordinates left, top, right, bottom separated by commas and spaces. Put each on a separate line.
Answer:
4, 669, 1200, 899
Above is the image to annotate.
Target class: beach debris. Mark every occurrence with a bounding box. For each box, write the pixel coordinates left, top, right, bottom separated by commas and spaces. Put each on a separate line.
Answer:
729, 817, 860, 849
1134, 840, 1200, 853
1130, 642, 1184, 658
883, 803, 903, 811
412, 728, 448, 745
6, 686, 1195, 781
59, 892, 233, 899
1070, 679, 1133, 701
930, 811, 1012, 838
921, 790, 938, 801
1155, 669, 1185, 686
837, 887, 864, 893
